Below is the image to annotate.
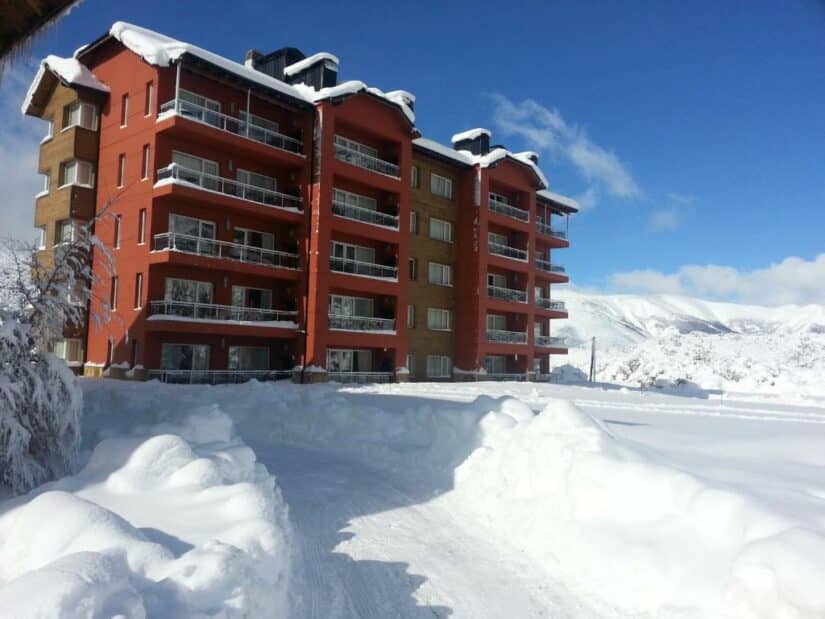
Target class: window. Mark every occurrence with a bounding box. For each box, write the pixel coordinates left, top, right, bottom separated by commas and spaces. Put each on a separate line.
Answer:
165, 278, 213, 307
117, 154, 126, 187
334, 134, 378, 158
484, 355, 506, 375
411, 165, 419, 188
113, 215, 121, 248
107, 339, 114, 366
407, 304, 415, 328
428, 262, 452, 286
38, 172, 50, 196
131, 340, 139, 367
59, 160, 95, 188
44, 118, 54, 140
487, 314, 506, 331
232, 286, 272, 309
488, 231, 508, 247
326, 348, 373, 373
406, 354, 415, 376
171, 151, 219, 186
409, 257, 418, 281
53, 339, 84, 366
333, 188, 377, 212
329, 294, 373, 317
237, 168, 277, 192
239, 111, 278, 133
134, 273, 143, 309
489, 191, 510, 205
430, 173, 453, 199
110, 276, 119, 310
234, 227, 274, 251
488, 272, 507, 288
429, 217, 453, 242
138, 209, 147, 244
534, 320, 544, 337
169, 214, 216, 254
228, 346, 269, 371
56, 219, 80, 244
144, 81, 154, 116
62, 102, 97, 131
427, 355, 452, 378
161, 343, 210, 371
427, 308, 452, 331
331, 241, 376, 265
410, 211, 418, 234
534, 285, 545, 300
180, 89, 221, 114
120, 93, 129, 127
141, 144, 150, 180
36, 227, 46, 250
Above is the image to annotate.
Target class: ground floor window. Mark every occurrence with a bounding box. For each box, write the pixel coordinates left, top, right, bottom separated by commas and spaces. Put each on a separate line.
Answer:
426, 355, 451, 378
53, 338, 84, 365
228, 346, 269, 371
161, 343, 210, 371
406, 354, 415, 377
484, 355, 506, 374
327, 348, 372, 373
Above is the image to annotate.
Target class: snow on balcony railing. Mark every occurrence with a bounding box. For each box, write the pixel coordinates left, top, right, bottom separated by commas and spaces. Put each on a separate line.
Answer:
153, 233, 299, 269
536, 221, 567, 239
328, 313, 395, 332
489, 241, 528, 262
333, 143, 400, 179
148, 369, 292, 384
536, 335, 567, 348
329, 256, 397, 280
148, 300, 297, 324
327, 371, 394, 384
332, 200, 399, 229
486, 329, 528, 344
156, 164, 302, 212
535, 298, 566, 311
489, 197, 529, 222
487, 284, 527, 303
483, 372, 529, 382
536, 259, 566, 274
159, 98, 303, 154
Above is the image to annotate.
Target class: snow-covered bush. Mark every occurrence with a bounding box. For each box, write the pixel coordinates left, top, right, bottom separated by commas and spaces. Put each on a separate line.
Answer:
0, 230, 108, 494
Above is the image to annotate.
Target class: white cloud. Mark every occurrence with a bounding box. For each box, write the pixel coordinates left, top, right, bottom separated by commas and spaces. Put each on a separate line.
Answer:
0, 63, 46, 243
647, 193, 696, 232
610, 254, 825, 305
489, 94, 640, 206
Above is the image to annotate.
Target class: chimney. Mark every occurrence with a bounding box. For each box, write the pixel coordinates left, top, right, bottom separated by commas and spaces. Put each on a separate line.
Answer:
451, 128, 491, 156
246, 47, 306, 80
283, 52, 339, 90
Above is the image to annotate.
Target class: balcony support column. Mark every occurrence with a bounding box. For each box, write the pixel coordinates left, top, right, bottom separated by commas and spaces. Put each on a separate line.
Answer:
245, 88, 251, 137
174, 61, 181, 113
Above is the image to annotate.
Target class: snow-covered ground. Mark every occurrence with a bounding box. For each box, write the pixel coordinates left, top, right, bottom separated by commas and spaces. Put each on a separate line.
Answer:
3, 376, 824, 617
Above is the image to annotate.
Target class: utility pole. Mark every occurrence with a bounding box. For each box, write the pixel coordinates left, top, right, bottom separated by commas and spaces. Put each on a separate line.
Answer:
588, 336, 596, 383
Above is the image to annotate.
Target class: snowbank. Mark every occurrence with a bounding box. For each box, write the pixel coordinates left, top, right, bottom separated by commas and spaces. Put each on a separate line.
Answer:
0, 405, 292, 618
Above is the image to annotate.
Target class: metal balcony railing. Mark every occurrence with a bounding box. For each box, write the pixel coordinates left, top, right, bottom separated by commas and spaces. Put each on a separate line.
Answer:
149, 369, 292, 384
536, 221, 567, 239
489, 241, 528, 261
156, 164, 302, 211
328, 313, 395, 332
334, 143, 400, 178
487, 284, 527, 303
535, 298, 566, 311
332, 200, 399, 229
536, 259, 566, 274
483, 372, 529, 382
148, 300, 297, 324
153, 233, 299, 269
330, 256, 397, 280
159, 98, 303, 154
536, 335, 567, 348
489, 197, 529, 222
327, 371, 394, 384
486, 329, 528, 344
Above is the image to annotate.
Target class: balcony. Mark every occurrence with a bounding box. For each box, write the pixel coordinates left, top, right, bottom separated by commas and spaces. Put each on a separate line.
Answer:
487, 284, 527, 304
332, 200, 399, 229
148, 300, 297, 324
156, 164, 302, 212
536, 335, 567, 348
334, 143, 400, 179
149, 369, 292, 384
487, 329, 528, 344
536, 259, 566, 274
153, 233, 299, 270
489, 197, 529, 222
159, 98, 303, 155
536, 221, 567, 239
328, 313, 395, 332
489, 241, 528, 262
535, 298, 566, 311
327, 371, 393, 384
330, 256, 397, 280
484, 373, 529, 382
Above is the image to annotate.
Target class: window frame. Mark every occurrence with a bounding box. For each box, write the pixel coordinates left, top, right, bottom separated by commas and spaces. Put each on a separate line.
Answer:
144, 81, 154, 116
138, 209, 147, 245
58, 159, 95, 189
110, 275, 119, 311
428, 261, 453, 287
430, 173, 453, 199
429, 217, 454, 243
427, 307, 453, 331
120, 93, 129, 127
134, 272, 143, 309
117, 153, 126, 188
407, 304, 415, 328
141, 144, 150, 180
62, 102, 98, 132
426, 355, 452, 378
411, 165, 419, 188
113, 214, 122, 249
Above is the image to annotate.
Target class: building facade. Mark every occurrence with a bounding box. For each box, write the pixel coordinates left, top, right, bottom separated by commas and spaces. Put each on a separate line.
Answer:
23, 22, 576, 383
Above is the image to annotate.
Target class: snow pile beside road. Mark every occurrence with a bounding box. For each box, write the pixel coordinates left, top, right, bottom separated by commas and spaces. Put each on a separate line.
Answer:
0, 406, 292, 618
450, 397, 825, 618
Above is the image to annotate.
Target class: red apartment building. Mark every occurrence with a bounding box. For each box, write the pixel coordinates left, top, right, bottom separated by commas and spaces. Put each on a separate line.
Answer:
23, 22, 577, 384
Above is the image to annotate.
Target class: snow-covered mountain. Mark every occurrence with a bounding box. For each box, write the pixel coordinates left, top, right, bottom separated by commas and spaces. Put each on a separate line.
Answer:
555, 290, 825, 395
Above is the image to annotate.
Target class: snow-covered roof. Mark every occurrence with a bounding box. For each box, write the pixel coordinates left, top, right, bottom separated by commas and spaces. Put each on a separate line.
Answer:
413, 137, 474, 166
537, 189, 580, 212
451, 128, 491, 144
283, 52, 339, 77
22, 54, 110, 115
85, 22, 414, 123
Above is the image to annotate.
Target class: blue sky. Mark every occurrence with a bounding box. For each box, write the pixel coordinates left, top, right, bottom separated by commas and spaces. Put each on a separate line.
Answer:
2, 0, 824, 304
